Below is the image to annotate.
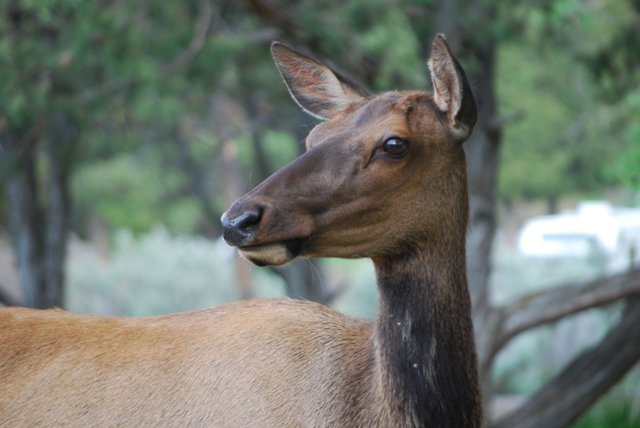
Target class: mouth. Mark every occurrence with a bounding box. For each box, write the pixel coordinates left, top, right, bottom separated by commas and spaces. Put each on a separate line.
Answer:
237, 238, 306, 266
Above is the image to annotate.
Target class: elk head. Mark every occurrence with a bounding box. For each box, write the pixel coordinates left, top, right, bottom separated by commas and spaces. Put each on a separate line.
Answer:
222, 34, 476, 266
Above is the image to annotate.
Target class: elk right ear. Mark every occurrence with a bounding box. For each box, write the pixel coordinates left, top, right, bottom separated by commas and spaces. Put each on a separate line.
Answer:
427, 34, 477, 141
271, 42, 369, 120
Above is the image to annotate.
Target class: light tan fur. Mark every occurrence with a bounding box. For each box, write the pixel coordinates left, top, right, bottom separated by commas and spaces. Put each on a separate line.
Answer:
1, 300, 380, 427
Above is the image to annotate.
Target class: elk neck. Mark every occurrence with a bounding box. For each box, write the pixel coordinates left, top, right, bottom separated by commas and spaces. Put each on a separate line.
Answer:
371, 216, 481, 426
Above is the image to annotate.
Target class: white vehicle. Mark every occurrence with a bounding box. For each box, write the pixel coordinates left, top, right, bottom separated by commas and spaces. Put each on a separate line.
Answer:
518, 201, 640, 271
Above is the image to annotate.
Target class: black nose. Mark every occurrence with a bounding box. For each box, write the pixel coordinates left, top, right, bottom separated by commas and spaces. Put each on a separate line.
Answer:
221, 206, 263, 246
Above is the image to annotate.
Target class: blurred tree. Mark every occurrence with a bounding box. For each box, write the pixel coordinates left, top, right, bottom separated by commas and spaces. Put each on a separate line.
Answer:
0, 0, 213, 307
0, 0, 86, 308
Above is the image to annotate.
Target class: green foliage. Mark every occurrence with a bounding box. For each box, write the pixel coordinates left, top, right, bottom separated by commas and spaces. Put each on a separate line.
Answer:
573, 401, 639, 428
262, 130, 299, 170
0, 0, 242, 235
605, 90, 640, 191
498, 43, 577, 200
355, 8, 425, 90
3, 0, 638, 231
497, 0, 640, 202
72, 154, 200, 234
572, 370, 640, 428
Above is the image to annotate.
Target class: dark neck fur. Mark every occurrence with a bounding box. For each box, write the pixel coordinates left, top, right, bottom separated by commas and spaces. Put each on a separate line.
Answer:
372, 241, 481, 427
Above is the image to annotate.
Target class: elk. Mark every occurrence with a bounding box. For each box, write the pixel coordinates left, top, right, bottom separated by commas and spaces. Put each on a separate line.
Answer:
0, 34, 480, 427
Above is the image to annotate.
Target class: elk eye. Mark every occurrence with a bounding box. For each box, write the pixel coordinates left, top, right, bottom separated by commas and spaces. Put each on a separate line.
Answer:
382, 137, 409, 158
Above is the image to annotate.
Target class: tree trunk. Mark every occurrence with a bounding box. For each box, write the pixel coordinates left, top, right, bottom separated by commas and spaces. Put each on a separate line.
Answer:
464, 41, 500, 319
1, 116, 76, 309
172, 129, 222, 237
213, 98, 255, 300
463, 42, 503, 404
2, 134, 45, 308
42, 115, 76, 308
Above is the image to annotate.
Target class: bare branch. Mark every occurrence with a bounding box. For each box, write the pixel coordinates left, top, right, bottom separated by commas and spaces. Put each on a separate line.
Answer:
491, 296, 640, 428
498, 268, 640, 346
77, 0, 214, 106
163, 0, 214, 75
245, 0, 301, 39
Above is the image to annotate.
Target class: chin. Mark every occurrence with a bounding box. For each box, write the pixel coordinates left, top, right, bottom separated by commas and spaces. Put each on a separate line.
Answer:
237, 238, 307, 266
238, 243, 295, 266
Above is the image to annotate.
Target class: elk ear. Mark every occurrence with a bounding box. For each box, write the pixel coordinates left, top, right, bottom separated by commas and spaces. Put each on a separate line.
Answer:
271, 42, 369, 120
427, 34, 477, 140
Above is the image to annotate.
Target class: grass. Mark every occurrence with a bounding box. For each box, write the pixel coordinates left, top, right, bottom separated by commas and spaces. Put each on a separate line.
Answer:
573, 397, 639, 428
572, 365, 640, 428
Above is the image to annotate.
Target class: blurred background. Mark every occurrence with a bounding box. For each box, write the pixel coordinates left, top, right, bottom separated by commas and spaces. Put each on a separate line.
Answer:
0, 1, 639, 427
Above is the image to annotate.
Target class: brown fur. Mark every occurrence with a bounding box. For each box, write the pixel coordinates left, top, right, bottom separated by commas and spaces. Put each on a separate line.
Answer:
0, 34, 480, 427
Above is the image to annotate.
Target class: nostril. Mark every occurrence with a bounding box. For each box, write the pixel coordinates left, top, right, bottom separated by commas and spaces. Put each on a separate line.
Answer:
235, 207, 263, 231
222, 205, 264, 247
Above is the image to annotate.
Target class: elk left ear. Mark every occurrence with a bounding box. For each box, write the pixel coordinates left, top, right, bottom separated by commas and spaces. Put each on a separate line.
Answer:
428, 34, 477, 141
271, 42, 369, 120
